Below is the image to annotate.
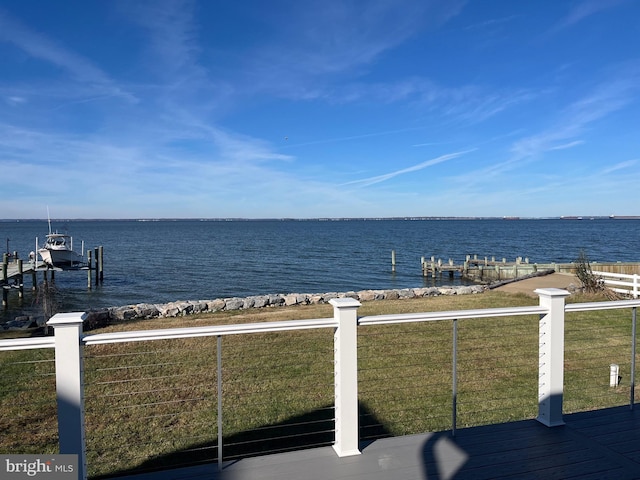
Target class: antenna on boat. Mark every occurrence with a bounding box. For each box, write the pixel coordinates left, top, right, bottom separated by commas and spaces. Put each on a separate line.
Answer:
46, 206, 52, 235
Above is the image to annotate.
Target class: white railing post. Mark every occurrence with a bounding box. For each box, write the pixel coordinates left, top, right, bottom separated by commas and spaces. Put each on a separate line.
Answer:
47, 312, 87, 480
329, 298, 361, 457
634, 274, 639, 299
535, 288, 570, 427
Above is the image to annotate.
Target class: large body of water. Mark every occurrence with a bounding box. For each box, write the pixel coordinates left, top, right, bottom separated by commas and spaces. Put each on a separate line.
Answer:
1, 218, 639, 321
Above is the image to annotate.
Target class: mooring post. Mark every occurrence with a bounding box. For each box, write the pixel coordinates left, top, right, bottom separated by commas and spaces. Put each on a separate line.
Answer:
2, 259, 7, 308
93, 248, 99, 286
98, 246, 104, 283
391, 250, 396, 273
17, 259, 23, 299
87, 250, 92, 290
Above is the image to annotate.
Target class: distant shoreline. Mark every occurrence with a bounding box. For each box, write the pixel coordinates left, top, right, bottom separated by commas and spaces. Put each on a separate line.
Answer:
2, 216, 638, 222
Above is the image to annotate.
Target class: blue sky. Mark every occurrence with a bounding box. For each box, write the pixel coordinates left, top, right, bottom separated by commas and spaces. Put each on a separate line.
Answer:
1, 0, 639, 219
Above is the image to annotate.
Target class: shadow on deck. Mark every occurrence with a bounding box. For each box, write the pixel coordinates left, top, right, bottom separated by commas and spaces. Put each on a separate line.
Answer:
106, 405, 640, 480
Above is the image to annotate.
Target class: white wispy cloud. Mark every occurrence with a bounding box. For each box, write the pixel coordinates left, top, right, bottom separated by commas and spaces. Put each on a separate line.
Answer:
345, 149, 475, 187
0, 8, 135, 103
117, 0, 200, 74
600, 159, 637, 175
548, 140, 584, 151
331, 78, 538, 125
239, 0, 466, 100
5, 96, 26, 105
510, 66, 639, 161
559, 0, 627, 28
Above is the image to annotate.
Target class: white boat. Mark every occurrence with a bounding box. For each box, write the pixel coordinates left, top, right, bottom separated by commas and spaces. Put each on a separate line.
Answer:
37, 213, 84, 267
38, 232, 84, 267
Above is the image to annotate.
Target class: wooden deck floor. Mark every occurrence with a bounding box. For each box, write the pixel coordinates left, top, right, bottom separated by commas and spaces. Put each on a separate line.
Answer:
110, 406, 640, 480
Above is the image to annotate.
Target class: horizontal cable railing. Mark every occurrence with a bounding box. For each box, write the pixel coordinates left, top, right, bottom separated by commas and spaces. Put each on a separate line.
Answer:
0, 344, 58, 456
358, 321, 453, 439
358, 309, 543, 441
80, 323, 336, 478
220, 329, 334, 461
3, 293, 640, 479
83, 337, 218, 478
564, 301, 639, 413
456, 315, 539, 427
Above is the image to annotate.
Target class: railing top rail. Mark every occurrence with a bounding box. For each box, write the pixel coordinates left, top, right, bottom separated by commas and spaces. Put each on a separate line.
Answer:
0, 337, 55, 351
83, 317, 337, 345
566, 299, 640, 312
358, 305, 548, 326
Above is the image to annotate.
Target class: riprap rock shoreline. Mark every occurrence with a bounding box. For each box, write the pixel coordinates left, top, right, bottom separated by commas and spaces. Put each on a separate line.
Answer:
87, 285, 486, 327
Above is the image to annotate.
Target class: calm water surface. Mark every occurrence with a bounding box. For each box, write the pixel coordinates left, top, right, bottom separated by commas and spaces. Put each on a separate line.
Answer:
1, 219, 638, 321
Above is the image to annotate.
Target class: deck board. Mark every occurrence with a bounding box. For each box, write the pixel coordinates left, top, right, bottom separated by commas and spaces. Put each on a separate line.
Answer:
110, 406, 640, 480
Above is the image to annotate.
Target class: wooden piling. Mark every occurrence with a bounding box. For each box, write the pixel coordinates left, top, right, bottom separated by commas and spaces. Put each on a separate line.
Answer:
2, 260, 7, 308
17, 259, 23, 299
98, 246, 104, 283
87, 250, 93, 289
94, 248, 99, 286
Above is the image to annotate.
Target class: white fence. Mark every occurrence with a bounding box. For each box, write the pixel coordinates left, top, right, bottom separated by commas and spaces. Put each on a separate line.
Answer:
2, 289, 640, 479
594, 270, 640, 298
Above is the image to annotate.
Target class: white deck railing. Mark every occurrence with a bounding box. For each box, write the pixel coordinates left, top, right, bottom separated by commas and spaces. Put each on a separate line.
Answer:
2, 289, 640, 480
593, 270, 640, 298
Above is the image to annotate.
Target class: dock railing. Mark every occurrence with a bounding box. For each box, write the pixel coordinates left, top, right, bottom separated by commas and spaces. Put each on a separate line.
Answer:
593, 270, 640, 298
1, 289, 640, 479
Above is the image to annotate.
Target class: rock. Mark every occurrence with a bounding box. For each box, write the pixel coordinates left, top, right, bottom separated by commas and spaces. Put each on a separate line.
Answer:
358, 290, 377, 302
156, 302, 181, 317
134, 303, 160, 319
242, 297, 256, 309
284, 294, 306, 306
251, 295, 270, 308
111, 306, 137, 321
456, 286, 475, 295
267, 294, 284, 306
438, 288, 456, 295
397, 289, 415, 299
224, 298, 244, 310
207, 299, 226, 312
5, 316, 35, 330
308, 294, 324, 304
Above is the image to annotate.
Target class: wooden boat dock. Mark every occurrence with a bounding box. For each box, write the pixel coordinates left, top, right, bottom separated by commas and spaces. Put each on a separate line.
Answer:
417, 253, 640, 283
1, 248, 103, 308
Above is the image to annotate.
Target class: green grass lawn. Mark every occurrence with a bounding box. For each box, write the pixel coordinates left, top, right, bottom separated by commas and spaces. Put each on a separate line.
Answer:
0, 291, 636, 478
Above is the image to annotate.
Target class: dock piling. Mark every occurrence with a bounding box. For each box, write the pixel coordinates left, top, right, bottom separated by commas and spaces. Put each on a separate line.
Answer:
87, 250, 93, 290
17, 259, 23, 300
98, 246, 104, 282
